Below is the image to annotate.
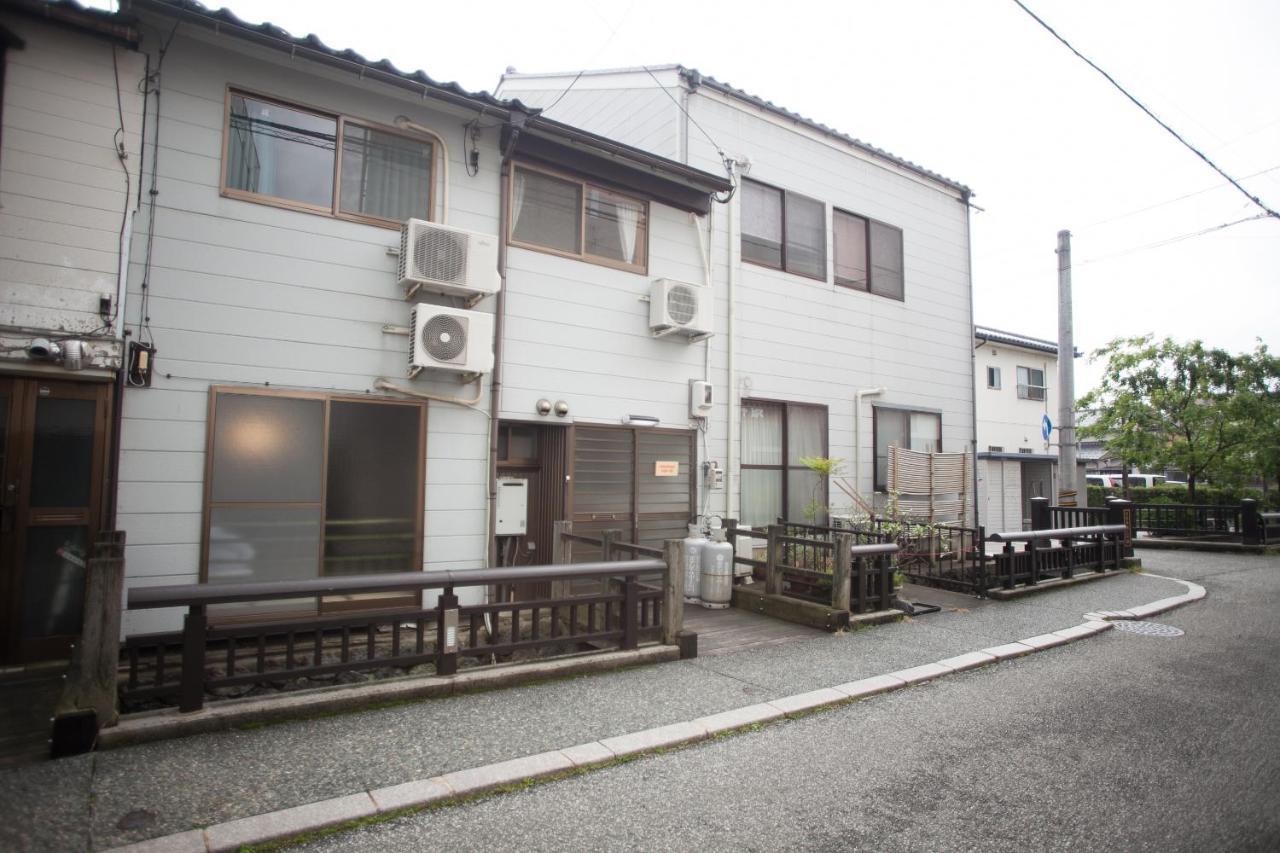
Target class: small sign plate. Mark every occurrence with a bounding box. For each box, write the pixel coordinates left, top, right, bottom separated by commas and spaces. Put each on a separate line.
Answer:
1041, 413, 1053, 442
654, 460, 680, 477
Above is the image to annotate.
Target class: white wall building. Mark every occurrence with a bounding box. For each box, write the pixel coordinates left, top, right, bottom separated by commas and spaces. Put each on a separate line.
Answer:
499, 65, 978, 527
1, 5, 977, 654
972, 325, 1083, 531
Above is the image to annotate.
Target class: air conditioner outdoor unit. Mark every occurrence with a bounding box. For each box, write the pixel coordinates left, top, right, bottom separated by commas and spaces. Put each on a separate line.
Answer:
409, 305, 494, 376
399, 219, 501, 300
649, 279, 712, 341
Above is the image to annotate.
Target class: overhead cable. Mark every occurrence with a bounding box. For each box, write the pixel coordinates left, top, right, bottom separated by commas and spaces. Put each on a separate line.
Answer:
1012, 0, 1280, 221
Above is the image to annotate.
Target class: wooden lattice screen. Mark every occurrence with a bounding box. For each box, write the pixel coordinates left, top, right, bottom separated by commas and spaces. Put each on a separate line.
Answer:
887, 446, 970, 524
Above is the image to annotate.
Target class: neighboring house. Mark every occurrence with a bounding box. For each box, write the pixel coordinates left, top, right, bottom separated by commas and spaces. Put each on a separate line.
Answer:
972, 325, 1085, 530
1, 3, 975, 660
498, 66, 977, 528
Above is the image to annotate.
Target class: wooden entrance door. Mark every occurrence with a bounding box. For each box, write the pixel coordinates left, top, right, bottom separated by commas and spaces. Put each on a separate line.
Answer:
0, 377, 110, 664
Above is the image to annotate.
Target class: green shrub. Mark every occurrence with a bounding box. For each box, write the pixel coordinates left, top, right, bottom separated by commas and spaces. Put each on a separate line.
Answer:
1093, 483, 1279, 510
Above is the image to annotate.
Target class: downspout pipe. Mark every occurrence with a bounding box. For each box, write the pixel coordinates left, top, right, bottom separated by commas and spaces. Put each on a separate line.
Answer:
486, 110, 529, 567
725, 160, 738, 521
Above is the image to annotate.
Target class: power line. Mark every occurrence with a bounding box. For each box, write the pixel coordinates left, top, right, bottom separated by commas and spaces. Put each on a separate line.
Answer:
1076, 213, 1267, 266
1078, 164, 1280, 232
1011, 0, 1280, 222
640, 65, 737, 203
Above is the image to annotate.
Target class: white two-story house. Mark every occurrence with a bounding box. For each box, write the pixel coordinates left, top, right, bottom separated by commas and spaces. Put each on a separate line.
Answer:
972, 325, 1084, 531
498, 66, 978, 527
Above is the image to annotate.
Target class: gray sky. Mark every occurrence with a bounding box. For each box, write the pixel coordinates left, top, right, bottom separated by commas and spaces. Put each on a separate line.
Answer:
113, 0, 1280, 392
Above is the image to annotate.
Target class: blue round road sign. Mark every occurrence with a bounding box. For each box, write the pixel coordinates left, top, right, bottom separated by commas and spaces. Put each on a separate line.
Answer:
1041, 414, 1053, 442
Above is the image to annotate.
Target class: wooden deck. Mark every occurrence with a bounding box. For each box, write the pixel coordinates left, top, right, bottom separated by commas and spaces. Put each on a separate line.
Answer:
682, 603, 827, 657
0, 662, 65, 766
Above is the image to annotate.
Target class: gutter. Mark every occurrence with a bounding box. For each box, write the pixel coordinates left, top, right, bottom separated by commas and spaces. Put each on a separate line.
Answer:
963, 190, 981, 532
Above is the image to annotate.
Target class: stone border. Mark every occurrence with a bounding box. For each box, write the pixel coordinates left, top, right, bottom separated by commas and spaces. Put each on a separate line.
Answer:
107, 574, 1206, 853
101, 645, 679, 750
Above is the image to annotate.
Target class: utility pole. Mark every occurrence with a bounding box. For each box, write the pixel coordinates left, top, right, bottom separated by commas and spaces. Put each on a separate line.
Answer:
1056, 229, 1078, 506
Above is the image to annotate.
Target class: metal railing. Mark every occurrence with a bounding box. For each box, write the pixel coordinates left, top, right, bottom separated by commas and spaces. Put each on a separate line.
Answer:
125, 552, 687, 714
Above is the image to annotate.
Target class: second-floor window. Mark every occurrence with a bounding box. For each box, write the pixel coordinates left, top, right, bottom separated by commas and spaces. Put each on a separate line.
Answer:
1017, 366, 1046, 401
224, 90, 434, 226
987, 366, 1001, 389
509, 165, 648, 272
741, 179, 826, 280
833, 209, 904, 300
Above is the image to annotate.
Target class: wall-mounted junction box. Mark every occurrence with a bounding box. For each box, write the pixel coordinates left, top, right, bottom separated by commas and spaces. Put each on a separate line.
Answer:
495, 477, 528, 535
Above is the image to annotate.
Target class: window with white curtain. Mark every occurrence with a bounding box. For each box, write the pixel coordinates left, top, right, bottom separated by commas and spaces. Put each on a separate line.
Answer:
741, 178, 826, 281
224, 90, 433, 225
509, 164, 648, 272
873, 407, 942, 491
740, 400, 829, 526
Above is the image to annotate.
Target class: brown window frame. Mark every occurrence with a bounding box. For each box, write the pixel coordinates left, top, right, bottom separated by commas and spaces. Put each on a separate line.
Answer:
833, 208, 905, 301
740, 178, 827, 282
220, 87, 437, 230
740, 399, 830, 524
200, 387, 427, 615
507, 162, 650, 275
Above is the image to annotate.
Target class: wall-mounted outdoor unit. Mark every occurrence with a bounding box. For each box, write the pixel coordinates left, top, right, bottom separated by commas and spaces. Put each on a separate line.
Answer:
399, 219, 501, 300
409, 305, 495, 376
649, 279, 712, 341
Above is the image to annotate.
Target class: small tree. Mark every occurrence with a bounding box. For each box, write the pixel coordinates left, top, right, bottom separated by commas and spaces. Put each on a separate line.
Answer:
1078, 336, 1259, 501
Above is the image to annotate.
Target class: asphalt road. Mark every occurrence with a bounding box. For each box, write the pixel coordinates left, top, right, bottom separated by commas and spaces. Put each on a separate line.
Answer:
300, 551, 1280, 852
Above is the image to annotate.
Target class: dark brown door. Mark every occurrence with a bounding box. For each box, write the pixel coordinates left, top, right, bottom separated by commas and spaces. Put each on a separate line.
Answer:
0, 377, 110, 664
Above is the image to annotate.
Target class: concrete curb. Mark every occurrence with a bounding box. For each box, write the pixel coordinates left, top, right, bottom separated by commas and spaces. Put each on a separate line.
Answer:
107, 573, 1207, 853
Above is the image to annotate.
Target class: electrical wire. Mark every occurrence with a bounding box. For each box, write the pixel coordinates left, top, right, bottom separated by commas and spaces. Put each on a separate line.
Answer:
640, 64, 737, 204
1075, 213, 1268, 267
135, 22, 180, 348
1011, 0, 1280, 221
97, 44, 130, 337
539, 68, 587, 113
1077, 164, 1280, 232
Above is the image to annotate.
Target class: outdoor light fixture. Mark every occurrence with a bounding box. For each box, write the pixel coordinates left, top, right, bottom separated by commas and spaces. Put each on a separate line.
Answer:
535, 398, 552, 415
624, 414, 659, 426
553, 400, 569, 417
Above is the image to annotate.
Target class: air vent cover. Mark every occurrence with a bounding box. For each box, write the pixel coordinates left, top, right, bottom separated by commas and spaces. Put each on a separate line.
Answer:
422, 313, 468, 363
412, 228, 468, 286
649, 279, 712, 341
666, 284, 698, 325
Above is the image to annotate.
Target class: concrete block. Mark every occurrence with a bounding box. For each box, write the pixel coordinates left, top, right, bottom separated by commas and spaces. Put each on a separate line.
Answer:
766, 688, 847, 716
1019, 632, 1071, 650
107, 829, 207, 853
1051, 624, 1101, 641
887, 662, 951, 685
981, 642, 1035, 660
832, 674, 907, 699
936, 651, 997, 673
694, 702, 786, 734
439, 750, 573, 797
560, 741, 615, 767
599, 721, 709, 757
368, 777, 454, 812
204, 793, 376, 852
1082, 620, 1113, 632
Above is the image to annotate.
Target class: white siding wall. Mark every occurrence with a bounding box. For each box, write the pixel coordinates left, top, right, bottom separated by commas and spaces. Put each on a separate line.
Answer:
501, 74, 976, 523
503, 85, 681, 161
975, 342, 1059, 453
0, 16, 145, 341
117, 29, 503, 633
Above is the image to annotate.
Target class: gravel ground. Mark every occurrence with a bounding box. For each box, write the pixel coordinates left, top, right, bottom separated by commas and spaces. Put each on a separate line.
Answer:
298, 552, 1280, 852
0, 560, 1215, 850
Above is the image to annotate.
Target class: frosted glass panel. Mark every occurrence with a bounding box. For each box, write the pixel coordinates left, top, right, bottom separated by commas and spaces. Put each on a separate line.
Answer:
910, 413, 941, 453
212, 394, 323, 503
741, 403, 782, 465
741, 181, 782, 267
340, 124, 431, 222
786, 406, 826, 465
740, 469, 782, 528
788, 470, 827, 525
208, 506, 320, 618
30, 397, 94, 508
511, 168, 581, 254
784, 193, 825, 278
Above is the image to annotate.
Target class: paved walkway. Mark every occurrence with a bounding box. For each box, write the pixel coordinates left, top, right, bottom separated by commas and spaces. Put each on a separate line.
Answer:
0, 559, 1216, 851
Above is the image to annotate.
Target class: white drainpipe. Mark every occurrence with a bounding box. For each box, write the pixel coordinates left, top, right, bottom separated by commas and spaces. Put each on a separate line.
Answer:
725, 161, 740, 521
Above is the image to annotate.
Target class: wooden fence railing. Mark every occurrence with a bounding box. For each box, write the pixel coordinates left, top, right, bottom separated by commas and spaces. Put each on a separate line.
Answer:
988, 524, 1129, 589
125, 546, 690, 714
1261, 512, 1280, 546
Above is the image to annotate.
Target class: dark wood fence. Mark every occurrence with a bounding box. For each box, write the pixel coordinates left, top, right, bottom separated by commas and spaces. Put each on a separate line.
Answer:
1088, 496, 1264, 545
1262, 512, 1280, 546
988, 524, 1129, 589
124, 547, 689, 713
722, 522, 898, 615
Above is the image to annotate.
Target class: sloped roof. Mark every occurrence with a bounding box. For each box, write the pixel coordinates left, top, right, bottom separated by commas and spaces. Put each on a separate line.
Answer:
974, 326, 1060, 355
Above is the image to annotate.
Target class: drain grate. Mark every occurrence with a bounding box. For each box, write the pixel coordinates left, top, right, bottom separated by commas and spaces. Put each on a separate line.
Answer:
1110, 620, 1184, 637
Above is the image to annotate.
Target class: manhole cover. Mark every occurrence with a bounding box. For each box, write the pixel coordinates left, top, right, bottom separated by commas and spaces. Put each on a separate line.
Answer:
1110, 620, 1184, 637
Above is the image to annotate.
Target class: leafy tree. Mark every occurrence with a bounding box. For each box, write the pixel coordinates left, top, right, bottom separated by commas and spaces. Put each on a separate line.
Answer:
1234, 342, 1280, 493
1077, 336, 1268, 501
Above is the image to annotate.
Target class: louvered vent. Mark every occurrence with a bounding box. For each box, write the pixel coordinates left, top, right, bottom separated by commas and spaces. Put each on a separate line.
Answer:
666, 284, 698, 325
412, 228, 468, 285
421, 313, 468, 363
